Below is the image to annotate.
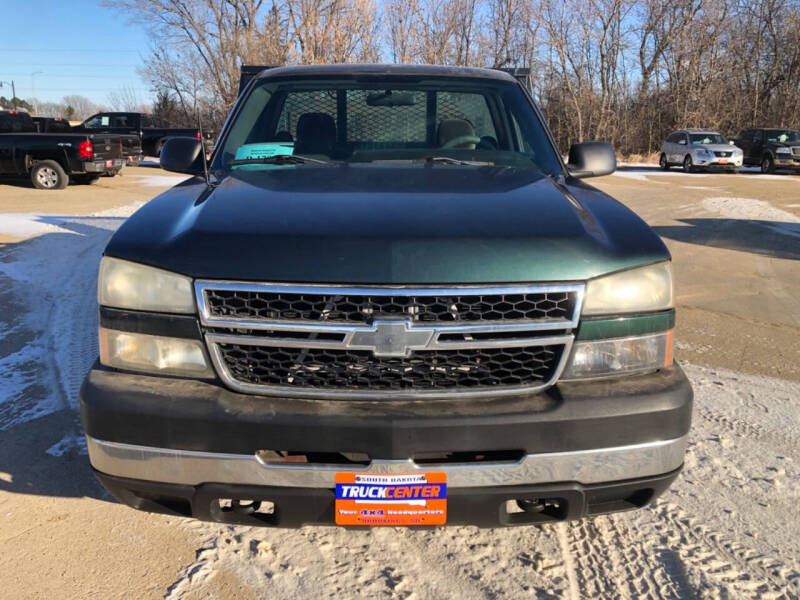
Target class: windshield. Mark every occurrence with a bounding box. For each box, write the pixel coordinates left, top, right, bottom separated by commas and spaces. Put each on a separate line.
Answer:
765, 130, 800, 143
214, 76, 562, 174
690, 133, 727, 145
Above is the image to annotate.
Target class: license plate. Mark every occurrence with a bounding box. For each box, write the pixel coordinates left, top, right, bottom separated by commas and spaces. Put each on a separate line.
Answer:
718, 158, 728, 164
335, 472, 447, 526
106, 160, 113, 168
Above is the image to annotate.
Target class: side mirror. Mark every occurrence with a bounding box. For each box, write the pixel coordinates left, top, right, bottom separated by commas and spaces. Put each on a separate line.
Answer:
160, 137, 204, 175
729, 140, 735, 145
567, 141, 616, 178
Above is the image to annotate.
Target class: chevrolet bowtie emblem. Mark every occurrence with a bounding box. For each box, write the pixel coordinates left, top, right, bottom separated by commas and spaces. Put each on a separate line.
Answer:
347, 320, 434, 357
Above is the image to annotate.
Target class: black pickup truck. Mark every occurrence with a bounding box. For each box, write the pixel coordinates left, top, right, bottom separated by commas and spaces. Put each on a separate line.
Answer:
734, 127, 800, 173
33, 116, 141, 171
76, 112, 203, 159
0, 110, 127, 188
82, 65, 691, 528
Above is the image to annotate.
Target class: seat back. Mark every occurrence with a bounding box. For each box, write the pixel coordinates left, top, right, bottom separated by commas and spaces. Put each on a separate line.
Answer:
438, 119, 477, 149
295, 113, 336, 156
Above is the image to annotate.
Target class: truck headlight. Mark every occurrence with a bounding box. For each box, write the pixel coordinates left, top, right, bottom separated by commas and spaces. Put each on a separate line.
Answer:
99, 328, 213, 377
562, 331, 673, 380
98, 257, 194, 313
583, 262, 673, 315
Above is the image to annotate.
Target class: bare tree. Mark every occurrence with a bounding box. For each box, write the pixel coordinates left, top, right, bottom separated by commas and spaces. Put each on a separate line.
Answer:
107, 85, 149, 112
113, 0, 800, 156
61, 95, 100, 120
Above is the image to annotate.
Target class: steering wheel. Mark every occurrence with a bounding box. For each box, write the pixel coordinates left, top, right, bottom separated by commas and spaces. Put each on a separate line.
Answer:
440, 135, 481, 149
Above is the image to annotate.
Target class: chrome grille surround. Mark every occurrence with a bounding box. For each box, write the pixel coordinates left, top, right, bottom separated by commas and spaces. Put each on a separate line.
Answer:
196, 281, 584, 399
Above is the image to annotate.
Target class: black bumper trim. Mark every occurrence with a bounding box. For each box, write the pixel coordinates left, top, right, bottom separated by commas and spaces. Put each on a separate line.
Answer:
94, 467, 682, 527
81, 363, 693, 459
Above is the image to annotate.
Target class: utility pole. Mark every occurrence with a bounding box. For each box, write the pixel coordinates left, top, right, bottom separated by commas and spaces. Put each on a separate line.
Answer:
30, 71, 43, 115
0, 80, 17, 109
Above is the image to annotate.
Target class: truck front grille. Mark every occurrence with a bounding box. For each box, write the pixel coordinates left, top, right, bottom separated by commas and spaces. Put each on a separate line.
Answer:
217, 344, 563, 391
196, 281, 584, 399
204, 288, 575, 323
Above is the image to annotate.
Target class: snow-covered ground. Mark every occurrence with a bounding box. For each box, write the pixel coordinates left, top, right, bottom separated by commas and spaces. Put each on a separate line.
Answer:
1, 199, 799, 598
613, 163, 800, 183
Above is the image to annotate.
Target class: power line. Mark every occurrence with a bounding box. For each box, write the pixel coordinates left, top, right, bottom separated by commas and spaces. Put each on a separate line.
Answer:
2, 62, 143, 68
2, 73, 143, 79
24, 87, 151, 92
0, 48, 142, 53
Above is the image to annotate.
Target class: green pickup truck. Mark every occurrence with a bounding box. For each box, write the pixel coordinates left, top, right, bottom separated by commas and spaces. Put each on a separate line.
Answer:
80, 65, 691, 528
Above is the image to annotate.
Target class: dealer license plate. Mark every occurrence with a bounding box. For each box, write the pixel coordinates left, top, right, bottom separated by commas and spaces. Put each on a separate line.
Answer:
718, 158, 728, 164
335, 472, 447, 526
106, 160, 113, 168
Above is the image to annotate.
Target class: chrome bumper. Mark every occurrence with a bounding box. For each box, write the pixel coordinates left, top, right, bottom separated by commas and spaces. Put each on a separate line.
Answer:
86, 434, 688, 489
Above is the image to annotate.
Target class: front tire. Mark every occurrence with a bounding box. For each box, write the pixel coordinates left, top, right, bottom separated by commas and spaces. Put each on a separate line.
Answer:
659, 154, 670, 170
683, 155, 694, 173
31, 160, 68, 190
761, 155, 774, 174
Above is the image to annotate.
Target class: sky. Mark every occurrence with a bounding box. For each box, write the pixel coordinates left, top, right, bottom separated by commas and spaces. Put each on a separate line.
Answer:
1, 0, 153, 105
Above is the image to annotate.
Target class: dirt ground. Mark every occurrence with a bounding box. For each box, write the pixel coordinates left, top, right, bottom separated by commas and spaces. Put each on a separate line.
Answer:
0, 164, 799, 599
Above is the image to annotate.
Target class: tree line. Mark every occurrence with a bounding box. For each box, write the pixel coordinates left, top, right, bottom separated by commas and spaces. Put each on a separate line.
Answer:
114, 0, 800, 155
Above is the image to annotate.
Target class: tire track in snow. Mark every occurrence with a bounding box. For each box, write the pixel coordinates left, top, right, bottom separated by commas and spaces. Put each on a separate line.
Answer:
652, 502, 800, 598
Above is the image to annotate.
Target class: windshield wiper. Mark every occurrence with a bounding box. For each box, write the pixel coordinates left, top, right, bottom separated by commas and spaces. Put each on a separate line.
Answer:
228, 154, 330, 167
416, 156, 494, 166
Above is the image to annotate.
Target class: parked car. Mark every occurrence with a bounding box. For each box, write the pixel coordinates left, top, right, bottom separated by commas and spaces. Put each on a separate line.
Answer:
660, 129, 742, 173
734, 128, 800, 174
81, 64, 692, 528
32, 116, 141, 174
0, 110, 127, 189
74, 111, 206, 159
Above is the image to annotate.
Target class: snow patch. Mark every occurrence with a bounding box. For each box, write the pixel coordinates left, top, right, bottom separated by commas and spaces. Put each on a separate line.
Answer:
701, 196, 800, 238
46, 433, 88, 457
126, 174, 190, 187
0, 214, 79, 239
0, 205, 140, 430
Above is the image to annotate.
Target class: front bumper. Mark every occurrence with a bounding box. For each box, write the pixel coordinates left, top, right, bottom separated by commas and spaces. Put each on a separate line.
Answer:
774, 156, 800, 169
694, 157, 742, 170
94, 468, 682, 527
81, 363, 692, 526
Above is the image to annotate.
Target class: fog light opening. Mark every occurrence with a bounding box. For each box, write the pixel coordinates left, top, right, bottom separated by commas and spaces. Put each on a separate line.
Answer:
220, 498, 275, 516
509, 497, 569, 521
516, 498, 546, 514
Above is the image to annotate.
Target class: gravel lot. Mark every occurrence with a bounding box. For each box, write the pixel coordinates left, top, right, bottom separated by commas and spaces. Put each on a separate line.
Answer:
1, 164, 799, 599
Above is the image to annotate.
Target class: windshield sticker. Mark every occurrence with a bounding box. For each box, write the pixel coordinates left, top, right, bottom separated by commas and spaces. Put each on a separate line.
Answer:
235, 142, 294, 160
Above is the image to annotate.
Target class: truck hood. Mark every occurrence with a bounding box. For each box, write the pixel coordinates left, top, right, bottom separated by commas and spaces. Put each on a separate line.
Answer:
105, 166, 669, 283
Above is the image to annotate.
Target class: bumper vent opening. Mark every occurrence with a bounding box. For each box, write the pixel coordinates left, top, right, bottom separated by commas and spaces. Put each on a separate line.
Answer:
257, 450, 371, 466
212, 498, 278, 525
504, 497, 570, 523
413, 449, 525, 465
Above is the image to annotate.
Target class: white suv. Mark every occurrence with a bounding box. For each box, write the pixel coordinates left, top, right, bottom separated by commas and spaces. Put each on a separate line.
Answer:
660, 129, 743, 173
